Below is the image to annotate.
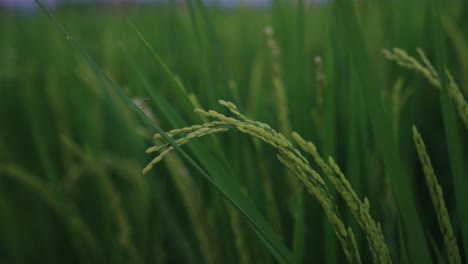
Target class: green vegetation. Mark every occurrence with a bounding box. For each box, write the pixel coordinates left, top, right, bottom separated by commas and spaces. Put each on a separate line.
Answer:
0, 0, 467, 263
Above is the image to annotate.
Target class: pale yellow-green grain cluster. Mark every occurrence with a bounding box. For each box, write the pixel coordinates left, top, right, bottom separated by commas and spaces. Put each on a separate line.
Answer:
412, 126, 461, 264
143, 100, 361, 263
292, 133, 391, 264
143, 122, 231, 174
383, 48, 468, 132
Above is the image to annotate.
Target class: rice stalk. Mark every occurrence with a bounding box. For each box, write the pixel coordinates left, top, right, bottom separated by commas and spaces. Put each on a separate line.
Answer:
263, 29, 294, 231
263, 26, 300, 217
264, 25, 292, 137
412, 126, 461, 264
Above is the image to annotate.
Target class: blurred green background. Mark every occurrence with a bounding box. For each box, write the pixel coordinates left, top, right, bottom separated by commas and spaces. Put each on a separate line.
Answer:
0, 0, 467, 263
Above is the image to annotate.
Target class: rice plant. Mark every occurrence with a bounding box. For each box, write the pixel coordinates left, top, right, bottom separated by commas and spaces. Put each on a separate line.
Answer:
0, 0, 467, 263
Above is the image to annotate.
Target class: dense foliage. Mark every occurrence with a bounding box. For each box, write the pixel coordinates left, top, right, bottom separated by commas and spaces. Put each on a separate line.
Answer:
0, 1, 467, 263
